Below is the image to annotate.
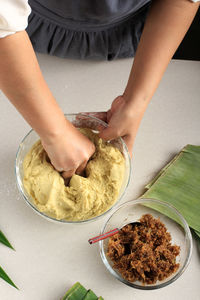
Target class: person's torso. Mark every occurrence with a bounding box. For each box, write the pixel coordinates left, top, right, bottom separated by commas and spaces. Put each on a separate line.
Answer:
30, 0, 150, 27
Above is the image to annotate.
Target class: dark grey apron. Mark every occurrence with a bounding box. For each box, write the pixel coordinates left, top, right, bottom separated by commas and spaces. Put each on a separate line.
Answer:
27, 0, 150, 60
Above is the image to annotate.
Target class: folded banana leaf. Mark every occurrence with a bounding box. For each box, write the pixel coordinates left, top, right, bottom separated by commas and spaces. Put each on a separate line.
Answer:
141, 145, 200, 233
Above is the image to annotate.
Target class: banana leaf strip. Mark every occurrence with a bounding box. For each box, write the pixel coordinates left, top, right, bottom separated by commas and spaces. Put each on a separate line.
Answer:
0, 266, 18, 289
0, 230, 14, 250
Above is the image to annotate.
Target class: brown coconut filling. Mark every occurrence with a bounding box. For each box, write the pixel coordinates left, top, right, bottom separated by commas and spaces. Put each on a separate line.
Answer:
107, 214, 180, 284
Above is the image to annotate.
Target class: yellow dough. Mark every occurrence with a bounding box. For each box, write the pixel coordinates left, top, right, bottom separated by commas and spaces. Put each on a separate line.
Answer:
23, 129, 125, 221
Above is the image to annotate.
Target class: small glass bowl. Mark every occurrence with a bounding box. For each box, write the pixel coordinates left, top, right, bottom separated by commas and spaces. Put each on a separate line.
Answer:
15, 113, 131, 224
100, 198, 192, 290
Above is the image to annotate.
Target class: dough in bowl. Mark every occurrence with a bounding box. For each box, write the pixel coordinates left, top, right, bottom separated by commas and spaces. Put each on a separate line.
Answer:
23, 129, 125, 221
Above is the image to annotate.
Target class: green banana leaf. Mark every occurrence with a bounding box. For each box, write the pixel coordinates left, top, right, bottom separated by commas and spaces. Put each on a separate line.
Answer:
0, 230, 16, 288
0, 230, 14, 250
0, 266, 18, 289
141, 145, 200, 233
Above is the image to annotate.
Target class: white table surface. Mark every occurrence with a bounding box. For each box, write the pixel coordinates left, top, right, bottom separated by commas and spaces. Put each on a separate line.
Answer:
0, 54, 200, 300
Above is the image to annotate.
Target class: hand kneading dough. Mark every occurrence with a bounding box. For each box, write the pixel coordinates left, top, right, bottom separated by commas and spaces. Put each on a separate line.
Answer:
23, 129, 125, 221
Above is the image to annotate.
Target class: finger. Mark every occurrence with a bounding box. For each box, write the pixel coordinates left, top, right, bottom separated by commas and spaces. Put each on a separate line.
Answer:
80, 112, 107, 122
74, 113, 108, 133
76, 160, 87, 176
50, 161, 65, 173
62, 169, 76, 179
107, 109, 112, 122
73, 113, 105, 131
85, 112, 108, 132
99, 126, 119, 141
54, 166, 64, 172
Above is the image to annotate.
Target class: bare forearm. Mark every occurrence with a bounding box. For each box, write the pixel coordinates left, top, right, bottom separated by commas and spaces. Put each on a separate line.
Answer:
0, 31, 66, 140
124, 0, 199, 109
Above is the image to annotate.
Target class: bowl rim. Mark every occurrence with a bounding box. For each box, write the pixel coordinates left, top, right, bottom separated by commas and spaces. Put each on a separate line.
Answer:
15, 113, 131, 224
99, 198, 193, 290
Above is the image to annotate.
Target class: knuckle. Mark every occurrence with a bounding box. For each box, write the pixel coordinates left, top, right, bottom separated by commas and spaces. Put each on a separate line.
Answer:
82, 146, 95, 161
114, 127, 121, 137
63, 162, 76, 171
53, 158, 77, 173
54, 165, 63, 172
50, 159, 62, 171
67, 169, 75, 177
62, 169, 75, 179
82, 153, 90, 163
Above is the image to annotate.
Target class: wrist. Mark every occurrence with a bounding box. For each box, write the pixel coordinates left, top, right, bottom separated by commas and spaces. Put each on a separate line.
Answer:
39, 115, 69, 145
122, 91, 149, 118
123, 88, 150, 105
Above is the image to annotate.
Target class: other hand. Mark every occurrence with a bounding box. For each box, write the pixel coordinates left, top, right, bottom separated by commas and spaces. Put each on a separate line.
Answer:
85, 95, 144, 156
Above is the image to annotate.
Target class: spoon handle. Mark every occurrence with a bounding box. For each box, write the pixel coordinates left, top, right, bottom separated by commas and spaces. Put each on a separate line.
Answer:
88, 228, 119, 244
